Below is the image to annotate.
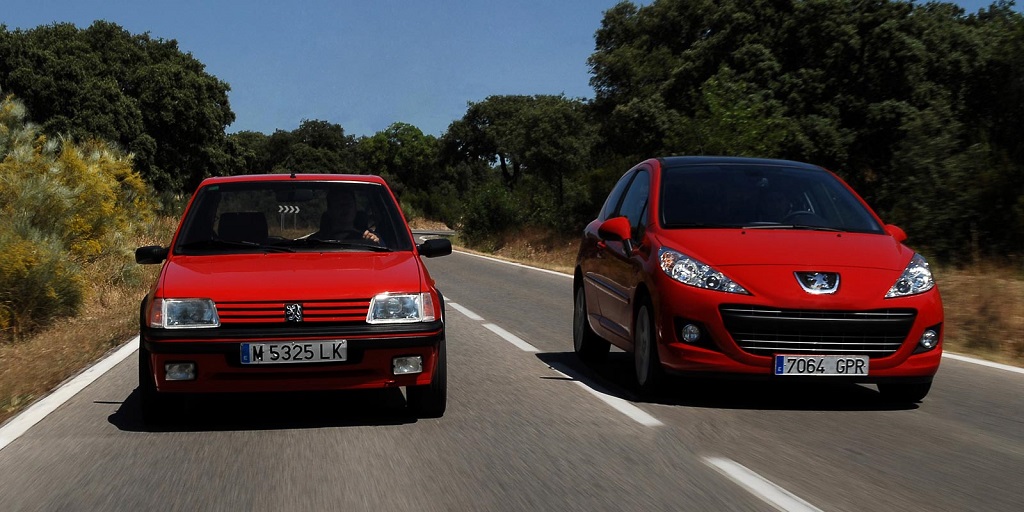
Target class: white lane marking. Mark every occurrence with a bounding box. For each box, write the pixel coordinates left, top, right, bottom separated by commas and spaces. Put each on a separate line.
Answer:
0, 337, 140, 453
547, 362, 663, 427
704, 457, 823, 512
454, 249, 572, 279
943, 352, 1024, 375
483, 323, 540, 353
448, 298, 660, 426
447, 301, 484, 321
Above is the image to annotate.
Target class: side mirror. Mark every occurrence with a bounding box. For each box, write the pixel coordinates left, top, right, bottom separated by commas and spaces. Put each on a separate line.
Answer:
417, 238, 452, 258
135, 245, 169, 264
598, 216, 632, 242
885, 224, 907, 243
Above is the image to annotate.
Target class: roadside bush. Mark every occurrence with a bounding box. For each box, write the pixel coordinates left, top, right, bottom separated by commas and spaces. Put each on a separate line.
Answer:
460, 180, 522, 246
0, 92, 155, 340
0, 231, 83, 339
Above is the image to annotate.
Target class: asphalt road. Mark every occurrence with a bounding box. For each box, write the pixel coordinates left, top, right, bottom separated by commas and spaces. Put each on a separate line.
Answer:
1, 250, 1022, 511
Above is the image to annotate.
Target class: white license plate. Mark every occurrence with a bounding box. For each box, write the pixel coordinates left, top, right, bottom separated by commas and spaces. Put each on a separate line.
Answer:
240, 340, 347, 365
774, 355, 869, 376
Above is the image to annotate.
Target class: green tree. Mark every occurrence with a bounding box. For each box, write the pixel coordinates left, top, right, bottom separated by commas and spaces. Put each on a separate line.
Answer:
0, 21, 234, 192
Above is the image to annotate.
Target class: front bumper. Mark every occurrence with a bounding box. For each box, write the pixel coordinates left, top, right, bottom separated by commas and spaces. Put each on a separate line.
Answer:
142, 324, 444, 394
651, 277, 944, 382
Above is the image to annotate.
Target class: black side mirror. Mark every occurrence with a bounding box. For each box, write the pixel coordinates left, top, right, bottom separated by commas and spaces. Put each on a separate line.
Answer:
417, 238, 452, 258
135, 246, 169, 264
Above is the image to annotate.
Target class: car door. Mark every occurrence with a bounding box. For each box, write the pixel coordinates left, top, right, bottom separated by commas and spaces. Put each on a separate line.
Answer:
582, 168, 635, 343
598, 168, 650, 342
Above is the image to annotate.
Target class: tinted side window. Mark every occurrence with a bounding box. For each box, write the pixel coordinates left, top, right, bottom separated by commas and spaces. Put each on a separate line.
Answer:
618, 170, 650, 239
598, 170, 636, 221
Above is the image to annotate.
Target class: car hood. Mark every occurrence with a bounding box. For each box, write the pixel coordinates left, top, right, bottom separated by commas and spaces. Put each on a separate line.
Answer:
656, 229, 912, 270
654, 229, 918, 305
158, 252, 424, 302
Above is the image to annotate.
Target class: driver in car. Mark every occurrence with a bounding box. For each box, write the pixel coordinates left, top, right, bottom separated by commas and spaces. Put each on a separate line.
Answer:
313, 188, 381, 244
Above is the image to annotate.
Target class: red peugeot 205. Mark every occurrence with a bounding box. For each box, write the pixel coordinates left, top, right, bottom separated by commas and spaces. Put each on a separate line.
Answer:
135, 174, 451, 423
574, 157, 943, 402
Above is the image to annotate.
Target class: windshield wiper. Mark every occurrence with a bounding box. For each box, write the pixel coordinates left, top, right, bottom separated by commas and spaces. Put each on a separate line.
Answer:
662, 222, 736, 229
179, 239, 295, 252
742, 223, 842, 232
300, 238, 392, 252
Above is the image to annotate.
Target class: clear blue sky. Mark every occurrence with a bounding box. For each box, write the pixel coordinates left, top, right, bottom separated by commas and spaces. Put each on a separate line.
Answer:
2, 0, 1018, 138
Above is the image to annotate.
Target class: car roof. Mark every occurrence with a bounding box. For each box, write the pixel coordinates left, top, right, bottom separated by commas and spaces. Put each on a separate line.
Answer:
196, 173, 388, 186
656, 156, 825, 171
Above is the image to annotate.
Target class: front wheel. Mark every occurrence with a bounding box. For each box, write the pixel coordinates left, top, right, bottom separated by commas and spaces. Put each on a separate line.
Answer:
407, 339, 447, 418
138, 343, 178, 425
573, 285, 609, 362
877, 380, 932, 404
633, 300, 663, 394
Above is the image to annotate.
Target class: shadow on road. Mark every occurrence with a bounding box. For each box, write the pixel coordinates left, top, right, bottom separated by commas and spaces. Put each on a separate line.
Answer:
537, 351, 918, 412
109, 387, 418, 433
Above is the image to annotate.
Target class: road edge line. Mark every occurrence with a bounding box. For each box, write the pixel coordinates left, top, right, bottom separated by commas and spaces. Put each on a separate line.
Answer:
453, 249, 572, 278
943, 352, 1024, 375
0, 336, 139, 453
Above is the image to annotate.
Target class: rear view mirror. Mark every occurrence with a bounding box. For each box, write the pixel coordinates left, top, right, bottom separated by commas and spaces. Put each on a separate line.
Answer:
598, 216, 632, 242
885, 224, 907, 243
418, 238, 452, 258
135, 245, 169, 264
275, 188, 315, 203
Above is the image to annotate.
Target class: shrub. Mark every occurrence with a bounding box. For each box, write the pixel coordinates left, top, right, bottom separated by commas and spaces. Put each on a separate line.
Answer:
0, 92, 155, 340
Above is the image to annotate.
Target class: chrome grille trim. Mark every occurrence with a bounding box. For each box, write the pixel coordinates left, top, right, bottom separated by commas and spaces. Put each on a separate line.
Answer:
719, 305, 916, 358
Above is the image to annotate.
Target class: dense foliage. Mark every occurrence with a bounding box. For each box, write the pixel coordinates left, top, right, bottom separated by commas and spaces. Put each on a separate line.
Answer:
3, 1, 1023, 267
587, 0, 1024, 262
0, 21, 234, 192
0, 93, 155, 340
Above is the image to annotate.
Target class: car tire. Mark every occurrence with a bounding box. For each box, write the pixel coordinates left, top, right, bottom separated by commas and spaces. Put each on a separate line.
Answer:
877, 380, 932, 404
138, 343, 172, 425
407, 339, 447, 418
633, 299, 663, 394
574, 285, 609, 362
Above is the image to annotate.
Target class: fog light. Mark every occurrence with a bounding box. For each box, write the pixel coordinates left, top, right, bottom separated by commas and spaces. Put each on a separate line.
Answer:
164, 362, 196, 381
681, 323, 702, 343
919, 329, 939, 350
393, 356, 423, 375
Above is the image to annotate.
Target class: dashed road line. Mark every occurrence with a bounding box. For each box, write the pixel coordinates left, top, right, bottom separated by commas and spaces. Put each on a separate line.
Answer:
546, 362, 663, 427
446, 301, 483, 321
447, 300, 660, 427
704, 456, 823, 512
482, 323, 540, 353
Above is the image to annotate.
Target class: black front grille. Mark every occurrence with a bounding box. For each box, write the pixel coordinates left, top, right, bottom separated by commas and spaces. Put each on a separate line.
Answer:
719, 305, 916, 358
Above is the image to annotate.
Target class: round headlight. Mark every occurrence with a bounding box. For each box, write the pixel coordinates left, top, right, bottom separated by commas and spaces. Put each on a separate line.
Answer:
919, 329, 939, 350
681, 324, 701, 343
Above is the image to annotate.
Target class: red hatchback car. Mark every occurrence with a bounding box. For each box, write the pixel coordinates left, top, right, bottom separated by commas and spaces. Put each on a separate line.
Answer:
574, 157, 942, 403
135, 174, 451, 423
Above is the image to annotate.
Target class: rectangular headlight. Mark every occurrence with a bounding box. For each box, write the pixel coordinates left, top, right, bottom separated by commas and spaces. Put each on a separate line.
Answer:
149, 298, 220, 329
366, 293, 435, 324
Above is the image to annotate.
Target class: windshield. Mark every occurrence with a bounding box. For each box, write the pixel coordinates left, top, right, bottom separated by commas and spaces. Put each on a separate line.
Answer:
659, 164, 884, 233
174, 180, 413, 255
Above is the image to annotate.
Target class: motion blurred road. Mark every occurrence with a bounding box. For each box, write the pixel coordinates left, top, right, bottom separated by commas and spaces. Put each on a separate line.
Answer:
1, 249, 1022, 511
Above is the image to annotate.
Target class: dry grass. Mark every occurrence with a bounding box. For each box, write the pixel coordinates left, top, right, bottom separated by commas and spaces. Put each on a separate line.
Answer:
0, 217, 174, 425
935, 264, 1024, 365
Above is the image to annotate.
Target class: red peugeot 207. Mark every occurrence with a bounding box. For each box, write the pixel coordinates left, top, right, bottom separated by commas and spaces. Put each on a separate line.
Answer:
135, 174, 451, 423
574, 157, 943, 403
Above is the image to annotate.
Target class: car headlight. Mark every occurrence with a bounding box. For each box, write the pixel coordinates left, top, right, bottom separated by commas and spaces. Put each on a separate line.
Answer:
885, 253, 935, 298
659, 247, 749, 294
366, 293, 436, 323
148, 298, 220, 329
